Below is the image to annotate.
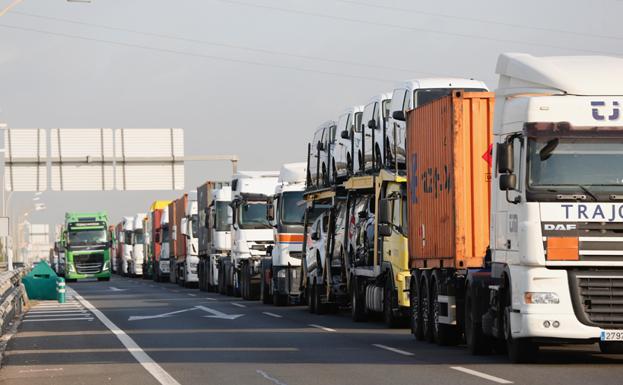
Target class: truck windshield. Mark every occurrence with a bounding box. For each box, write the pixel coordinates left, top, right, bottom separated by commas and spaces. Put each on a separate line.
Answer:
528, 137, 623, 191
134, 230, 145, 244
281, 191, 305, 225
124, 230, 133, 245
215, 201, 231, 231
68, 229, 107, 245
162, 227, 169, 242
239, 202, 270, 229
415, 88, 486, 107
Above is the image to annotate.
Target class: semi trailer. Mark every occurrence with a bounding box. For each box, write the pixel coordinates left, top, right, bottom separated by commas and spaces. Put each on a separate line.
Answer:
405, 52, 623, 363
63, 211, 111, 281
145, 201, 170, 279
154, 206, 171, 282
261, 162, 307, 306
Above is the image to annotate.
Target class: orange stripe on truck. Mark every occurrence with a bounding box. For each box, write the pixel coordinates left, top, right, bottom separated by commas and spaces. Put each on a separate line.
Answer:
278, 234, 304, 243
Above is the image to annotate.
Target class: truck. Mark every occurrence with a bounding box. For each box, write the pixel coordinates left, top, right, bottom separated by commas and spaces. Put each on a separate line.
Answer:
154, 205, 171, 282
146, 201, 170, 280
261, 163, 307, 305
302, 168, 410, 326
113, 222, 123, 275
221, 171, 279, 299
130, 213, 147, 277
108, 225, 117, 274
406, 53, 623, 363
197, 182, 231, 292
173, 192, 199, 287
121, 216, 134, 276
63, 211, 111, 282
142, 213, 152, 279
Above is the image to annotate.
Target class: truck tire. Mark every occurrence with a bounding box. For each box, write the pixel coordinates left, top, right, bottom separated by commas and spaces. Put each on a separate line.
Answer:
351, 277, 367, 322
314, 281, 325, 315
421, 272, 435, 342
383, 279, 400, 328
273, 293, 287, 306
410, 272, 424, 341
241, 264, 248, 299
504, 285, 538, 363
261, 274, 272, 304
432, 274, 460, 346
308, 279, 316, 314
465, 282, 491, 355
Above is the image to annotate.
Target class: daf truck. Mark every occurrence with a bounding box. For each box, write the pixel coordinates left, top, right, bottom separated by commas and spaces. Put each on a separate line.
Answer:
63, 211, 111, 282
221, 171, 279, 299
261, 163, 307, 305
406, 53, 623, 363
197, 182, 231, 292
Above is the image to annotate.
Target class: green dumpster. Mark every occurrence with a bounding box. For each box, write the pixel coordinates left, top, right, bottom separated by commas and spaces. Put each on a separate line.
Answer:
23, 261, 58, 300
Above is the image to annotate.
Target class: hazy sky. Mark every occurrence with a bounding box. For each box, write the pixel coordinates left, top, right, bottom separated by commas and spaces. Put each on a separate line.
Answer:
0, 0, 621, 242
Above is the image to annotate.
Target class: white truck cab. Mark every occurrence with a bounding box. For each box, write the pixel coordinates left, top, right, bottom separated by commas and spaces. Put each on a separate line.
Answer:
228, 171, 279, 299
209, 186, 232, 291
131, 213, 146, 277
490, 53, 623, 359
121, 216, 134, 276
159, 206, 171, 279
180, 191, 199, 284
388, 78, 488, 167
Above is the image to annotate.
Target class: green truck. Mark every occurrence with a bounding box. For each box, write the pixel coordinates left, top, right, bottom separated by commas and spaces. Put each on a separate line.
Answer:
63, 212, 112, 282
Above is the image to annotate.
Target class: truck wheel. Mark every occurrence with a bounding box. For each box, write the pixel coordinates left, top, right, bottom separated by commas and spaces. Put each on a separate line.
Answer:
383, 280, 399, 328
421, 273, 434, 342
504, 287, 538, 363
599, 341, 623, 354
465, 283, 491, 355
308, 279, 316, 314
410, 273, 424, 341
261, 269, 272, 304
273, 293, 287, 306
351, 277, 367, 322
314, 280, 326, 315
432, 276, 460, 346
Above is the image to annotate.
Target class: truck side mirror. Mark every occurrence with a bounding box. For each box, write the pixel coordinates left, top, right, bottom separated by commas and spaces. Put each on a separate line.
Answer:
340, 130, 350, 139
317, 142, 325, 151
367, 119, 377, 129
266, 203, 274, 222
154, 232, 160, 243
496, 142, 514, 174
499, 174, 517, 191
358, 210, 368, 219
378, 199, 391, 224
180, 218, 188, 237
310, 231, 319, 241
392, 110, 406, 121
378, 223, 392, 237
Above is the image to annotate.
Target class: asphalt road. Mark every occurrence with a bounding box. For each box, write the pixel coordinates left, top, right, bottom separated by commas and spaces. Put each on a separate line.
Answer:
2, 276, 623, 385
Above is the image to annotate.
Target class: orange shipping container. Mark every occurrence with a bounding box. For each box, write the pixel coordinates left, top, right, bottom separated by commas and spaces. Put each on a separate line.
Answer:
168, 196, 188, 260
406, 91, 494, 269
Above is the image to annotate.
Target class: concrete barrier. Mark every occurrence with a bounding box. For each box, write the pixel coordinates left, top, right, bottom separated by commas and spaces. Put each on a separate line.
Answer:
0, 269, 29, 335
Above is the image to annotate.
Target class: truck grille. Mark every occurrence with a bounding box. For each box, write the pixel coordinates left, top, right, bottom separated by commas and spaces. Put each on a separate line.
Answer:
543, 222, 623, 262
569, 271, 623, 328
74, 253, 104, 274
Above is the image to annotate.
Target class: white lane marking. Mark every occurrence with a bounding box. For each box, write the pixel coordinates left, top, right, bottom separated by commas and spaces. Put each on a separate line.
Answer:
231, 302, 247, 308
29, 309, 87, 314
128, 308, 197, 321
18, 368, 64, 373
450, 367, 513, 384
256, 369, 288, 385
262, 312, 282, 318
195, 305, 244, 320
25, 312, 87, 318
203, 297, 216, 301
68, 287, 181, 385
23, 317, 94, 322
187, 294, 197, 297
110, 287, 127, 292
372, 344, 414, 356
308, 324, 336, 332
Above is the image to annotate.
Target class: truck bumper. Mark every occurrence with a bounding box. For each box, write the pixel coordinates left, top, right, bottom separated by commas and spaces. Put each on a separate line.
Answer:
66, 270, 111, 280
510, 265, 604, 340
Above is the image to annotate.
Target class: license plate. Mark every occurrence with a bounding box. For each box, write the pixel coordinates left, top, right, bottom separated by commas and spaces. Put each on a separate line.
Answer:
600, 330, 623, 341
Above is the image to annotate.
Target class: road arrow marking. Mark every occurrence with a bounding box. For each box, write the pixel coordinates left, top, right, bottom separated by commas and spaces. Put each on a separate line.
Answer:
128, 308, 197, 321
195, 305, 244, 320
110, 287, 128, 292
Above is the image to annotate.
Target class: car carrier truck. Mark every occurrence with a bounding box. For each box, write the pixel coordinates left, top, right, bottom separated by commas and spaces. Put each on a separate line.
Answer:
405, 52, 623, 363
197, 182, 231, 292
261, 162, 307, 306
63, 211, 111, 281
221, 171, 279, 299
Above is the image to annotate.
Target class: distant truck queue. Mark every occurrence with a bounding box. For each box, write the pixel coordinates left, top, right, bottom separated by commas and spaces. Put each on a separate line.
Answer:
65, 53, 623, 363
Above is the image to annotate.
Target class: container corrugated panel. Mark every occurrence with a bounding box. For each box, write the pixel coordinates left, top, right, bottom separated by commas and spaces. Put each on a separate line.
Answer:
197, 182, 214, 256
407, 91, 493, 269
174, 195, 187, 262
168, 200, 177, 258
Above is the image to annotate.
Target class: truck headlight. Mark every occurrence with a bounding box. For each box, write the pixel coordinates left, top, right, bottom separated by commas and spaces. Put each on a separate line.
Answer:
277, 269, 287, 278
68, 264, 76, 273
524, 292, 560, 304
103, 261, 110, 270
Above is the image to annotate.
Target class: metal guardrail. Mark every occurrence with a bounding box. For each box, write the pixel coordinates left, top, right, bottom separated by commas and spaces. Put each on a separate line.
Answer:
0, 268, 28, 334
